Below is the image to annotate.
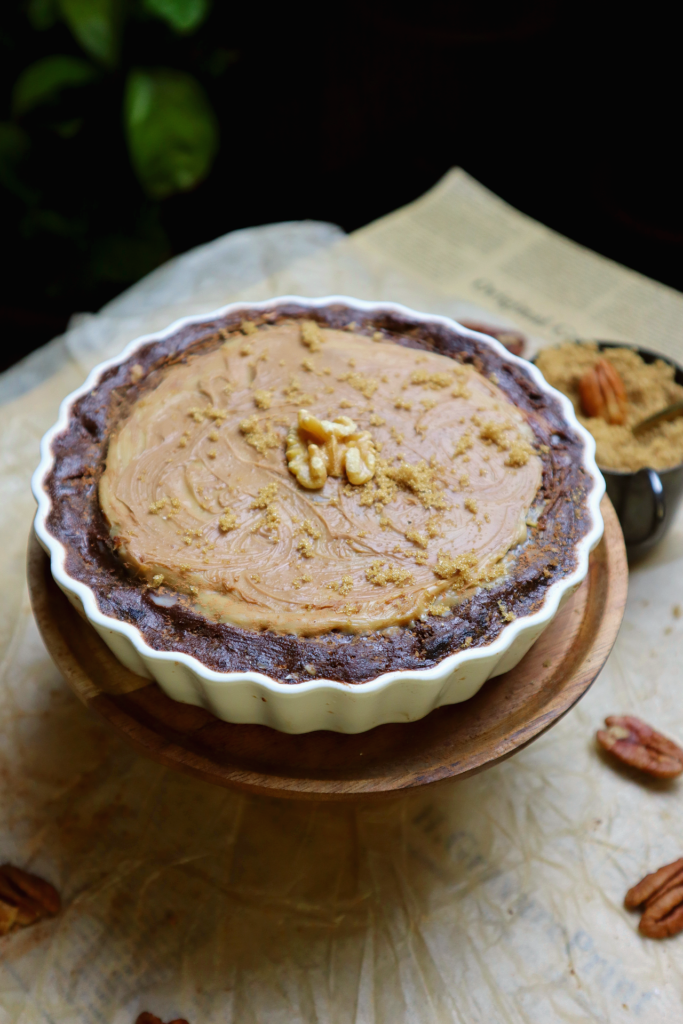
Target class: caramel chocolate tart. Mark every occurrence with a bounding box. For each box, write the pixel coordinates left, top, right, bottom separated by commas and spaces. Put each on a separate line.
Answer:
34, 298, 604, 733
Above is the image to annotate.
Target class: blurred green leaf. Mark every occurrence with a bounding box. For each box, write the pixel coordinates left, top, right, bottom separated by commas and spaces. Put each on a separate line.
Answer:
203, 46, 238, 77
0, 122, 37, 202
124, 68, 219, 200
58, 0, 122, 67
12, 55, 98, 117
0, 123, 30, 164
26, 0, 59, 30
22, 207, 86, 240
90, 205, 170, 283
142, 0, 211, 34
52, 117, 84, 137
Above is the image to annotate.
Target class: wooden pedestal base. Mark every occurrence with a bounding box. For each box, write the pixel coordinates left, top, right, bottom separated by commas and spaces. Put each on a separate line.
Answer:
28, 497, 627, 800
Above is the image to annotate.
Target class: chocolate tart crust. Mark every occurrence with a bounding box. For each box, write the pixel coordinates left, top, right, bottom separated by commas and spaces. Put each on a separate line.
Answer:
45, 303, 593, 684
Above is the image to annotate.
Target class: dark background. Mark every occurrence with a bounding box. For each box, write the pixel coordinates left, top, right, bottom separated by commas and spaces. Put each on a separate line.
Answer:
2, 1, 681, 374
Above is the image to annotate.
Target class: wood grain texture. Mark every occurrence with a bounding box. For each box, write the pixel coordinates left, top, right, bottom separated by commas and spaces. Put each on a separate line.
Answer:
27, 496, 627, 801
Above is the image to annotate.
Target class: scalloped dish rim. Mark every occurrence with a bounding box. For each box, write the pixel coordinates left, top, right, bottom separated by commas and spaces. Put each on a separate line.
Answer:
32, 296, 605, 733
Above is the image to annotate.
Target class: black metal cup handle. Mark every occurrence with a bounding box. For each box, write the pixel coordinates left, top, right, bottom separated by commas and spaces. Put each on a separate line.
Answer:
645, 468, 667, 546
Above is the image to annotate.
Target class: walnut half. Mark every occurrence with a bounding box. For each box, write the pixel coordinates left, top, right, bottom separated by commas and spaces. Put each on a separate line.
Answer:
286, 410, 376, 490
345, 432, 376, 484
286, 428, 328, 489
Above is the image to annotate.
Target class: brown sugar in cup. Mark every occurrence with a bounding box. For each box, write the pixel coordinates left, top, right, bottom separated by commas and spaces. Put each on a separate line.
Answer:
536, 341, 683, 556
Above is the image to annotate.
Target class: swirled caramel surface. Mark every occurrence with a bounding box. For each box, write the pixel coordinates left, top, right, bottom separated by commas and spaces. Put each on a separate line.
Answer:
99, 322, 543, 634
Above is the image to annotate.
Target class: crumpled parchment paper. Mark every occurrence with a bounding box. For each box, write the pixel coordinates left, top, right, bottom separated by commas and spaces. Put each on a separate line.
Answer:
2, 187, 683, 1024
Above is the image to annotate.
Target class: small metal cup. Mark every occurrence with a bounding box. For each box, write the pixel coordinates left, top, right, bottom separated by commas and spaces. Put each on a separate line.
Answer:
592, 343, 683, 560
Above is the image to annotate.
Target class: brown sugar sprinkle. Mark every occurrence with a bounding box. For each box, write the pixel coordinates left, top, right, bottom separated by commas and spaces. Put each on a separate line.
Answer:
476, 418, 514, 450
240, 319, 257, 335
207, 449, 217, 459
239, 342, 253, 356
425, 516, 442, 538
414, 550, 429, 564
301, 518, 322, 539
410, 369, 453, 389
505, 441, 533, 467
394, 397, 413, 411
373, 331, 383, 342
149, 574, 164, 588
208, 429, 219, 441
250, 483, 278, 508
300, 319, 325, 352
239, 416, 280, 454
218, 510, 238, 532
339, 399, 353, 409
378, 514, 394, 529
366, 560, 415, 587
282, 374, 314, 405
250, 574, 261, 583
253, 389, 272, 410
390, 426, 404, 445
355, 458, 446, 511
148, 496, 180, 515
296, 537, 315, 558
428, 601, 450, 617
452, 431, 473, 458
433, 550, 478, 588
459, 473, 470, 488
250, 504, 280, 535
498, 600, 515, 622
420, 396, 438, 411
301, 358, 315, 372
536, 341, 683, 472
130, 363, 144, 382
464, 497, 478, 514
405, 528, 428, 548
388, 460, 447, 510
370, 413, 385, 426
328, 574, 354, 596
207, 406, 228, 421
337, 371, 379, 399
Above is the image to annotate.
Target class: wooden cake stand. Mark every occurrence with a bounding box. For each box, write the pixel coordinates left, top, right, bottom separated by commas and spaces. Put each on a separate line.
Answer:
27, 496, 627, 801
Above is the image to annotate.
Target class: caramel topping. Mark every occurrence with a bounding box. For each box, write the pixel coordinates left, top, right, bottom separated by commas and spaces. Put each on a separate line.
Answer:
99, 322, 542, 635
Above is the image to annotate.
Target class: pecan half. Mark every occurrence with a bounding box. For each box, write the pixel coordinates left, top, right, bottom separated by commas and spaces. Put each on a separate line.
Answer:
578, 358, 628, 424
0, 863, 61, 936
136, 1014, 190, 1024
596, 715, 683, 778
625, 858, 683, 938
